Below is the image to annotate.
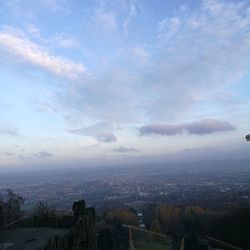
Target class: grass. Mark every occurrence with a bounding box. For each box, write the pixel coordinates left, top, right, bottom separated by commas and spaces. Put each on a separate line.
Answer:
132, 230, 174, 250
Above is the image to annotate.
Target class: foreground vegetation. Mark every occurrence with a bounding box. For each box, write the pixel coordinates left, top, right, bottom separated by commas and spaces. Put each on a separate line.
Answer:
1, 189, 250, 249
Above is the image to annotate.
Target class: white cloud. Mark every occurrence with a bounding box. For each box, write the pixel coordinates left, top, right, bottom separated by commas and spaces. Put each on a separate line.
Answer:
43, 1, 250, 128
140, 0, 250, 120
0, 29, 87, 80
25, 24, 80, 49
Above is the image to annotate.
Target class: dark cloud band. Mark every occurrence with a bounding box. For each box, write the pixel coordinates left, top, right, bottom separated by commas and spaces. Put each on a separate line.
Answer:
139, 119, 235, 136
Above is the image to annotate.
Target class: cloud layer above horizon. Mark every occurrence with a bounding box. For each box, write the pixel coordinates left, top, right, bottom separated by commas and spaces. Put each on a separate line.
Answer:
0, 0, 250, 169
140, 119, 235, 136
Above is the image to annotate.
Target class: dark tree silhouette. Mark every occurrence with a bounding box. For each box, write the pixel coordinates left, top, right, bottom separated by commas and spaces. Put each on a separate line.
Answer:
72, 199, 86, 219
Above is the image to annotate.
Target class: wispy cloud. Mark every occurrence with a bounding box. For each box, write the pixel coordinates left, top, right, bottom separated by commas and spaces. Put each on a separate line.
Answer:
4, 152, 14, 156
0, 127, 19, 136
25, 24, 80, 50
113, 146, 139, 153
95, 132, 117, 142
123, 0, 138, 35
93, 7, 117, 31
40, 0, 70, 13
139, 119, 235, 136
0, 29, 87, 80
142, 0, 250, 119
66, 123, 117, 142
52, 33, 79, 49
0, 0, 249, 167
57, 0, 250, 126
34, 151, 53, 159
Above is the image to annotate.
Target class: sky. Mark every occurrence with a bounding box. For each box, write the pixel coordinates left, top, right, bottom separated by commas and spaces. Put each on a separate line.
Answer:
0, 0, 250, 171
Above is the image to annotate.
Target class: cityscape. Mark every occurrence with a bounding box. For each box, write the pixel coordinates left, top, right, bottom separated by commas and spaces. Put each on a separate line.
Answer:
1, 161, 249, 212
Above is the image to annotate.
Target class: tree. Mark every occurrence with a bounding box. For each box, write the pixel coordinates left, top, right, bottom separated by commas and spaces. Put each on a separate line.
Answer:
72, 199, 86, 219
150, 219, 161, 232
32, 201, 57, 227
155, 205, 183, 235
0, 189, 24, 224
0, 192, 3, 226
105, 209, 138, 227
33, 201, 56, 217
97, 228, 114, 250
6, 189, 24, 216
104, 209, 138, 249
